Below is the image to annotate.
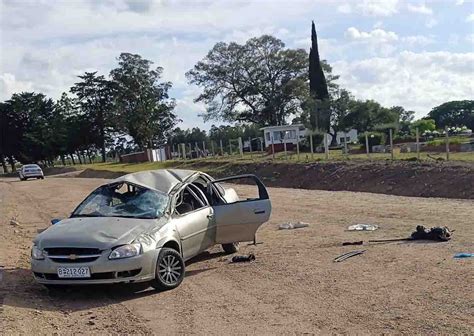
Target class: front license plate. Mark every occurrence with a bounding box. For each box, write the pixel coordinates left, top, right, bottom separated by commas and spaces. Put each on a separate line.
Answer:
57, 266, 91, 278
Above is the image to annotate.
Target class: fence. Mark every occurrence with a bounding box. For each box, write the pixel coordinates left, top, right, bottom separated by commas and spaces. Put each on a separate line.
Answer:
169, 126, 474, 163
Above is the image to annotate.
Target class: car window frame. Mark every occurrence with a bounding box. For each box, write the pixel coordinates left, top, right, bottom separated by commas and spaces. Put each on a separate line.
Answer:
172, 182, 213, 217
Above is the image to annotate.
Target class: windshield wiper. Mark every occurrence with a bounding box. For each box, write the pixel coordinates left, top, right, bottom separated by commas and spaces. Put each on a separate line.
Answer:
70, 213, 104, 218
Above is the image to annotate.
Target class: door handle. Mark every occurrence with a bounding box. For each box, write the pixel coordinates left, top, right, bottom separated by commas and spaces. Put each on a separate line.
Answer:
254, 209, 265, 214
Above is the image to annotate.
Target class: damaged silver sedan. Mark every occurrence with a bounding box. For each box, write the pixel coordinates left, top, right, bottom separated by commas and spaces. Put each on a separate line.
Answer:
31, 169, 271, 290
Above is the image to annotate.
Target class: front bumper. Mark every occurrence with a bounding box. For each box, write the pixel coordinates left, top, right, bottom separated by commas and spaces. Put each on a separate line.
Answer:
31, 249, 160, 285
21, 172, 44, 178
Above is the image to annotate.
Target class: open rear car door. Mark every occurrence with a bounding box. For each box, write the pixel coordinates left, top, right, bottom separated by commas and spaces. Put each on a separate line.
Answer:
208, 174, 271, 244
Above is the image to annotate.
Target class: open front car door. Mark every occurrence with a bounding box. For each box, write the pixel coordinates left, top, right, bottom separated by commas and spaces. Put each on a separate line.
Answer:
208, 174, 271, 244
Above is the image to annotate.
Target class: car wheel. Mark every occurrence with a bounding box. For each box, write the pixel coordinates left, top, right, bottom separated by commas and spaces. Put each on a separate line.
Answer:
222, 242, 239, 254
151, 248, 185, 291
40, 176, 44, 179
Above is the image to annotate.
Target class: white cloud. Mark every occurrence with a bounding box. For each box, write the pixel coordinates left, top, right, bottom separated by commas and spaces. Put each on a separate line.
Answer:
425, 17, 438, 28
466, 34, 474, 43
467, 13, 474, 22
456, 0, 465, 5
0, 73, 34, 98
356, 0, 399, 17
407, 4, 433, 15
337, 3, 352, 14
346, 27, 399, 43
402, 35, 435, 46
334, 51, 474, 117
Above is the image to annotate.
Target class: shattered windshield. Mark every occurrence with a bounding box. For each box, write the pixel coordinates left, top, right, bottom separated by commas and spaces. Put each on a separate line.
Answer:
72, 182, 169, 219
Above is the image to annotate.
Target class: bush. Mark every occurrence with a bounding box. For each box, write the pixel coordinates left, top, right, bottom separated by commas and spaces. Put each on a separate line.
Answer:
358, 132, 384, 152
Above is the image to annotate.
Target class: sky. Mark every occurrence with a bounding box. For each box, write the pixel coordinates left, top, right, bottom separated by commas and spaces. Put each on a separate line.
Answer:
1, 0, 473, 130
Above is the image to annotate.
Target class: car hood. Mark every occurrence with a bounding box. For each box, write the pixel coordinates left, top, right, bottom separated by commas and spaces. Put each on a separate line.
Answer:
34, 217, 166, 250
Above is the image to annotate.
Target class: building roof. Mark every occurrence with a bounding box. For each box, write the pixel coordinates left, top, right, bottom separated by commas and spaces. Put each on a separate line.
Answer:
110, 169, 197, 194
260, 124, 304, 131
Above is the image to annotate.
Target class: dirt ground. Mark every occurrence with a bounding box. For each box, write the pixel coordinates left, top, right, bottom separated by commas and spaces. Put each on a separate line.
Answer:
0, 176, 473, 335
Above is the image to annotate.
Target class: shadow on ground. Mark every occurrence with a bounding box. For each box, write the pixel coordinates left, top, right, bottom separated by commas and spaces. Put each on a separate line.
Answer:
0, 251, 227, 313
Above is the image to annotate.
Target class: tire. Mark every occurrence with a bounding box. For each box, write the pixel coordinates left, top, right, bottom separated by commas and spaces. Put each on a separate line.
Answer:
222, 242, 239, 254
40, 176, 44, 180
151, 248, 185, 291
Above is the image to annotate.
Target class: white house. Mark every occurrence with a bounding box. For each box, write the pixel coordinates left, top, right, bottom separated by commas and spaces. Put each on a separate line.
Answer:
260, 124, 306, 151
328, 129, 358, 145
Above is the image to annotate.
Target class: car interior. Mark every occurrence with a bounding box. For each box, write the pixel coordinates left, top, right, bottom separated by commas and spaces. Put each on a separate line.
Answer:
174, 176, 224, 215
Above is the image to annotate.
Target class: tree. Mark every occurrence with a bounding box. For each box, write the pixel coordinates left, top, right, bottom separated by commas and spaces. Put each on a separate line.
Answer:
309, 21, 330, 132
4, 92, 57, 164
0, 102, 14, 172
428, 100, 473, 130
70, 72, 115, 162
410, 119, 436, 134
328, 89, 353, 146
110, 53, 177, 149
391, 106, 415, 135
344, 100, 399, 132
186, 35, 308, 126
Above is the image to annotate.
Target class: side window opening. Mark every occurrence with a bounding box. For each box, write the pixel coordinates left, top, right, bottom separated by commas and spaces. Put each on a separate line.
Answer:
174, 186, 205, 215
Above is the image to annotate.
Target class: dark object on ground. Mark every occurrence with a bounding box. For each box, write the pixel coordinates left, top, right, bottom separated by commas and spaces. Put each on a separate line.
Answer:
334, 250, 366, 262
453, 253, 473, 259
342, 241, 364, 246
369, 226, 453, 243
231, 254, 256, 263
410, 225, 452, 241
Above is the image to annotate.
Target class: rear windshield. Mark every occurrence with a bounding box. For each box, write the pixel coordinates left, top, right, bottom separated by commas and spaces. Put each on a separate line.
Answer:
72, 182, 169, 219
24, 164, 40, 169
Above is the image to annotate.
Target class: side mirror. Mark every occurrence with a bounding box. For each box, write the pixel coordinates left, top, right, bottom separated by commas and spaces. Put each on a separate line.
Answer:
51, 218, 61, 225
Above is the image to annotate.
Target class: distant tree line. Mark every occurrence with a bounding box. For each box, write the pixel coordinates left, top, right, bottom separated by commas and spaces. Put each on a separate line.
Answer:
0, 53, 177, 172
2, 25, 472, 172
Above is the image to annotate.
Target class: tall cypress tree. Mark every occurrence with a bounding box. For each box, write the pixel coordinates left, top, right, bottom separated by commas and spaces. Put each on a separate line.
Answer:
309, 21, 330, 131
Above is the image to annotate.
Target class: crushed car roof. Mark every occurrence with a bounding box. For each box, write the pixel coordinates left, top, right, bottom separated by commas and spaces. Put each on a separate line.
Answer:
110, 169, 197, 194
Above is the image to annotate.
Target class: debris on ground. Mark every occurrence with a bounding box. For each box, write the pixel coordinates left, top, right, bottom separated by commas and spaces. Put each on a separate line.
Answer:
347, 224, 378, 231
334, 250, 366, 262
369, 225, 453, 243
342, 241, 364, 246
10, 218, 20, 226
453, 253, 473, 259
410, 225, 452, 241
231, 254, 256, 263
278, 221, 309, 230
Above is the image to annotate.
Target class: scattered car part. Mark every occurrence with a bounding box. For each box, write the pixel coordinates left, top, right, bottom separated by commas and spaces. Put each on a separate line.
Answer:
369, 226, 453, 243
453, 253, 473, 259
347, 224, 378, 231
410, 225, 452, 241
342, 241, 364, 246
334, 250, 366, 262
278, 221, 309, 230
231, 254, 256, 263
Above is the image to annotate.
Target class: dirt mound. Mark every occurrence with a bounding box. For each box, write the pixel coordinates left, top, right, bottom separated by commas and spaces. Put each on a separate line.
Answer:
74, 161, 474, 199
190, 160, 474, 199
77, 168, 128, 179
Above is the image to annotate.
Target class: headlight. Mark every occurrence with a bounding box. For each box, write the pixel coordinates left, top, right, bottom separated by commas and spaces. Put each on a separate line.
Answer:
31, 245, 45, 260
109, 243, 141, 260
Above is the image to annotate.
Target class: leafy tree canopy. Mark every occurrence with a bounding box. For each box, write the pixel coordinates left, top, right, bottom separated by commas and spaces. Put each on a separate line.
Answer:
186, 35, 308, 126
428, 100, 473, 130
111, 53, 178, 149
